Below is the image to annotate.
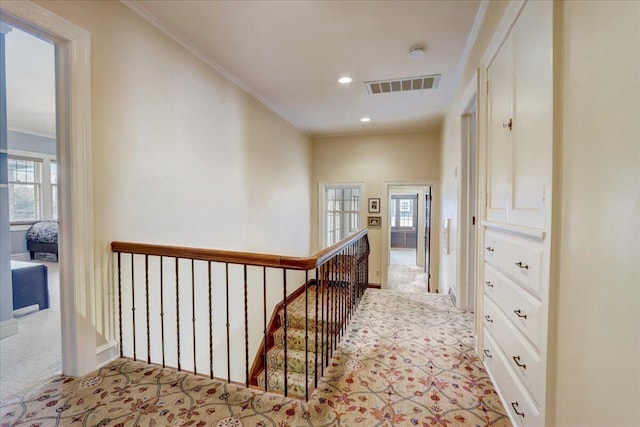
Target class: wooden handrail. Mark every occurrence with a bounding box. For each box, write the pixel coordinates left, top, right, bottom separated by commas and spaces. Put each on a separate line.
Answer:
111, 228, 368, 270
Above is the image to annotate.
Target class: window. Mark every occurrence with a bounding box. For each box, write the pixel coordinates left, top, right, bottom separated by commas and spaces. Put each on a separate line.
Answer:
324, 185, 361, 246
8, 156, 42, 222
390, 196, 416, 229
8, 153, 57, 224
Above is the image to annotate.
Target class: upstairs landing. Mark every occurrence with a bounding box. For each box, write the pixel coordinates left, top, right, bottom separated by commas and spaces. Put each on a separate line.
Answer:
0, 290, 510, 426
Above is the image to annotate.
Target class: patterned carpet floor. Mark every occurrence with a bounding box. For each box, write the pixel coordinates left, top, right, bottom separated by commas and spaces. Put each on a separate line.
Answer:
387, 264, 429, 293
0, 290, 510, 426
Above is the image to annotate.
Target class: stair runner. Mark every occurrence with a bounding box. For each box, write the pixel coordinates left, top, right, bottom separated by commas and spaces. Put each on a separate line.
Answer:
256, 285, 348, 398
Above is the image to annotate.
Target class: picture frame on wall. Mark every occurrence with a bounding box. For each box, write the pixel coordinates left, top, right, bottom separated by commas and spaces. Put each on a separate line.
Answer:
368, 198, 380, 213
368, 216, 381, 227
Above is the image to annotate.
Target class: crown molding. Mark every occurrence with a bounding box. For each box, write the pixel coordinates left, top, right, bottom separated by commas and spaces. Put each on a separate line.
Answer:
120, 0, 299, 131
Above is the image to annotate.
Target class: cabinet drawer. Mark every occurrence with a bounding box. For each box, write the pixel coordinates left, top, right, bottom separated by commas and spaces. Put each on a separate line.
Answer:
484, 230, 543, 298
483, 297, 545, 408
483, 329, 543, 427
484, 263, 545, 351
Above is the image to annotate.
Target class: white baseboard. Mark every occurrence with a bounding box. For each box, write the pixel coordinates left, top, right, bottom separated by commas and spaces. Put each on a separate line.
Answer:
0, 318, 19, 339
11, 253, 31, 261
96, 341, 119, 368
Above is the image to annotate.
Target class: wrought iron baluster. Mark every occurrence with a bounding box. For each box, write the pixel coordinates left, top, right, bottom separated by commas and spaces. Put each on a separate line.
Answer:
263, 267, 268, 391
145, 255, 150, 364
192, 259, 197, 375
304, 270, 309, 401
131, 253, 136, 361
244, 265, 249, 388
333, 258, 338, 353
208, 261, 213, 379
283, 269, 288, 397
341, 251, 345, 336
175, 258, 181, 371
329, 260, 334, 358
225, 263, 230, 383
314, 266, 319, 388
322, 262, 331, 375
160, 257, 166, 368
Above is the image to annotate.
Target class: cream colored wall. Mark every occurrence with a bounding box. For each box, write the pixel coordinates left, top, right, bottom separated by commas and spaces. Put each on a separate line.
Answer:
35, 0, 311, 358
553, 1, 640, 425
440, 0, 639, 425
438, 1, 509, 296
311, 131, 440, 288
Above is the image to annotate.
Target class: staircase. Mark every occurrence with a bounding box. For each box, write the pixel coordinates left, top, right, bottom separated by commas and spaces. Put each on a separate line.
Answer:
252, 283, 348, 398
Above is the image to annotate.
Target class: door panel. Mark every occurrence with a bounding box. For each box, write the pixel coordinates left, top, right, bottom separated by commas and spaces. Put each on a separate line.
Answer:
487, 36, 513, 222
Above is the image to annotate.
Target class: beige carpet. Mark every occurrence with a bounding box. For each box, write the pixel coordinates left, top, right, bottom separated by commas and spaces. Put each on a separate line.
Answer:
387, 264, 429, 292
0, 290, 510, 426
0, 260, 61, 402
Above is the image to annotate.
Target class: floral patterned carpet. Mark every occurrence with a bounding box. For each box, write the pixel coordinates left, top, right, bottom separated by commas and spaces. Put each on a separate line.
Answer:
0, 290, 510, 426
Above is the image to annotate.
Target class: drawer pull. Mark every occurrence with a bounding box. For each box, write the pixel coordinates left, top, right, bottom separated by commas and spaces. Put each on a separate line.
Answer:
515, 261, 529, 270
484, 315, 493, 323
485, 246, 495, 252
511, 401, 525, 418
512, 355, 527, 369
503, 118, 513, 131
483, 349, 492, 359
485, 281, 494, 288
513, 309, 527, 319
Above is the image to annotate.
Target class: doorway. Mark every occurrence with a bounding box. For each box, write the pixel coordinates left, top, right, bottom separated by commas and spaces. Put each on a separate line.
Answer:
386, 185, 431, 292
458, 94, 478, 312
1, 0, 98, 382
0, 23, 62, 401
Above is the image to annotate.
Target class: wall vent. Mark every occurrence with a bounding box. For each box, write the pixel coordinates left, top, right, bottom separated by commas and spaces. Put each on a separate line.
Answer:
365, 74, 441, 94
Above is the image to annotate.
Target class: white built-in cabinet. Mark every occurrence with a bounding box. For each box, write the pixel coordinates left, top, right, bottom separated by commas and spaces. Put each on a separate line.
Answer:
486, 0, 552, 230
482, 1, 554, 426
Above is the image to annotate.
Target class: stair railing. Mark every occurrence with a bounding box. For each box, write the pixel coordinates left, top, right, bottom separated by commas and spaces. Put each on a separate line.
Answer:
111, 228, 369, 400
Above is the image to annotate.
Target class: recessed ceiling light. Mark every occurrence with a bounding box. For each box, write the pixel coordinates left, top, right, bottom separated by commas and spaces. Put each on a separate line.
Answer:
338, 76, 353, 84
360, 117, 371, 123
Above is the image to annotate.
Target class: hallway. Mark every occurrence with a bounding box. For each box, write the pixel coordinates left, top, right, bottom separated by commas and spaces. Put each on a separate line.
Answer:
388, 248, 429, 292
0, 289, 509, 426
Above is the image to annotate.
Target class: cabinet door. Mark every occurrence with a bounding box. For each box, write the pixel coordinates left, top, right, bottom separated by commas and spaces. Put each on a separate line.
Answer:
510, 0, 553, 229
486, 36, 513, 224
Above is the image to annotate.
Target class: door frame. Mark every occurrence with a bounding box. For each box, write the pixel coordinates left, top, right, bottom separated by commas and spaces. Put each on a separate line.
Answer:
457, 79, 479, 313
1, 1, 97, 376
383, 180, 439, 290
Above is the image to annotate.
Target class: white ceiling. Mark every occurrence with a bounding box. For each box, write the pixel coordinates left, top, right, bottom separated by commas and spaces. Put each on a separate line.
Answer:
3, 1, 483, 138
128, 0, 482, 135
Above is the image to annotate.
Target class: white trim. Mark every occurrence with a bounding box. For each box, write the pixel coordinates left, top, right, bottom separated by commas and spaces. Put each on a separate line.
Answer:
448, 0, 489, 99
475, 65, 489, 362
480, 0, 527, 67
7, 126, 56, 139
96, 341, 119, 368
7, 148, 56, 160
0, 318, 19, 339
0, 0, 96, 377
482, 220, 545, 241
11, 252, 31, 261
10, 224, 31, 232
383, 180, 439, 291
121, 0, 298, 131
456, 75, 479, 313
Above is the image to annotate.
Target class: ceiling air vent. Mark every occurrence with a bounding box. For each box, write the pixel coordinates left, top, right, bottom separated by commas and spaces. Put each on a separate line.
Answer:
365, 74, 441, 94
